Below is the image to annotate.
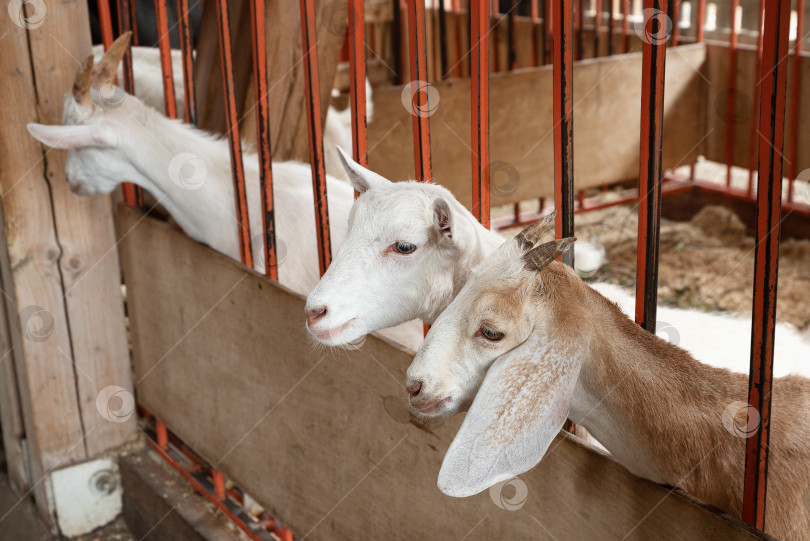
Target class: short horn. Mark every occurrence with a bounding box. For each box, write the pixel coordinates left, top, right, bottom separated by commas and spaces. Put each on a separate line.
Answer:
514, 211, 556, 251
523, 237, 576, 272
91, 31, 132, 89
72, 56, 94, 109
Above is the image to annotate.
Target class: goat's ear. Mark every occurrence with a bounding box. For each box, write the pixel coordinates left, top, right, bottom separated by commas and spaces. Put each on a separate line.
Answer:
437, 333, 584, 497
91, 31, 131, 90
27, 123, 114, 150
72, 56, 95, 109
523, 237, 576, 272
335, 145, 391, 194
514, 211, 556, 251
432, 198, 453, 240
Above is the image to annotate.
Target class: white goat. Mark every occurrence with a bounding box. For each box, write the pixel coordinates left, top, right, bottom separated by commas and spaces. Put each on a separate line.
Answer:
406, 222, 810, 540
306, 153, 810, 374
92, 43, 369, 182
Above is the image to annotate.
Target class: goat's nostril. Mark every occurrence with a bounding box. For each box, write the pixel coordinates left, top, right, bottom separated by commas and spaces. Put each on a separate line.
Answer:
306, 306, 327, 326
407, 381, 422, 397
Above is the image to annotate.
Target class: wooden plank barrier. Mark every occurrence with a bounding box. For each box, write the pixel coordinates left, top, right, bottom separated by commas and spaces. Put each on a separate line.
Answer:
367, 44, 707, 208
119, 206, 770, 541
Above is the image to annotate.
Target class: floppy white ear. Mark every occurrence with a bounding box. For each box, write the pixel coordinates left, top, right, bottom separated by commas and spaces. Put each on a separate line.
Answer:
335, 145, 392, 194
27, 123, 114, 150
437, 333, 584, 497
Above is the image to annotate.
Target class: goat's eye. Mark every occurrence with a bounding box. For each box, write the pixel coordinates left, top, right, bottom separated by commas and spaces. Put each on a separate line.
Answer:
479, 326, 505, 342
392, 241, 417, 254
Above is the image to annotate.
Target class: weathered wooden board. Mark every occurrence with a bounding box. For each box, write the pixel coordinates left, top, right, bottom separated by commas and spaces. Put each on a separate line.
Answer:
120, 206, 770, 541
367, 44, 707, 209
704, 43, 810, 176
0, 0, 135, 525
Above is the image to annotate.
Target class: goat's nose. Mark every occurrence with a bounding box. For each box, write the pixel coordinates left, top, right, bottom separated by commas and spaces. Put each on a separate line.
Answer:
407, 380, 422, 397
306, 306, 327, 326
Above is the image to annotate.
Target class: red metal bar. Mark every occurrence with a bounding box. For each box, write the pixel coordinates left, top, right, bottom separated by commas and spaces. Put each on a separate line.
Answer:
553, 0, 575, 264
154, 0, 178, 119
695, 0, 705, 43
670, 0, 680, 46
249, 0, 278, 280
212, 468, 226, 500
787, 0, 805, 203
177, 0, 197, 125
300, 0, 333, 275
742, 0, 791, 529
593, 0, 601, 57
348, 0, 368, 168
746, 0, 765, 196
215, 0, 254, 269
622, 0, 630, 52
634, 0, 667, 333
156, 419, 168, 449
471, 0, 490, 228
724, 0, 739, 186
406, 0, 434, 181
97, 0, 114, 47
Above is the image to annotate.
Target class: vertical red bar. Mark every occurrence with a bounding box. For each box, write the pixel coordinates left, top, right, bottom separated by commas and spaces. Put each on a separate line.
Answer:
156, 420, 168, 449
471, 0, 490, 228
215, 0, 254, 269
634, 0, 667, 333
724, 0, 739, 186
742, 0, 790, 530
695, 0, 705, 42
154, 0, 178, 119
406, 0, 433, 181
622, 0, 630, 53
249, 0, 278, 280
787, 0, 805, 203
177, 0, 197, 125
300, 0, 333, 275
670, 0, 680, 46
553, 0, 575, 265
348, 0, 368, 168
97, 0, 114, 47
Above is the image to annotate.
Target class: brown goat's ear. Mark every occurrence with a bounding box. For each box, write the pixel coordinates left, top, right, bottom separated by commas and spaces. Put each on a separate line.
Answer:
91, 31, 132, 90
523, 237, 576, 272
72, 56, 94, 109
514, 211, 556, 251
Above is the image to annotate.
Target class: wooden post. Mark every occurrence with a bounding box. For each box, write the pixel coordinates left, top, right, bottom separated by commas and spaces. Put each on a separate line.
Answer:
0, 0, 135, 527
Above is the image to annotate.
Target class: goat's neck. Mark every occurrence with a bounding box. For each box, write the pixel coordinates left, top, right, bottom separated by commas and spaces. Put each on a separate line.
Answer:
120, 104, 241, 258
565, 280, 746, 505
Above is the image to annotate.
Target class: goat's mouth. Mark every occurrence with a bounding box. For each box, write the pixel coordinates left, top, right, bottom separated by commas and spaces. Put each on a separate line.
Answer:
306, 317, 361, 345
410, 396, 452, 416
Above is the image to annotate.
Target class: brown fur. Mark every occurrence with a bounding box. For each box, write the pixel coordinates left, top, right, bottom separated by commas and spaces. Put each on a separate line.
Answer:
539, 261, 810, 539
